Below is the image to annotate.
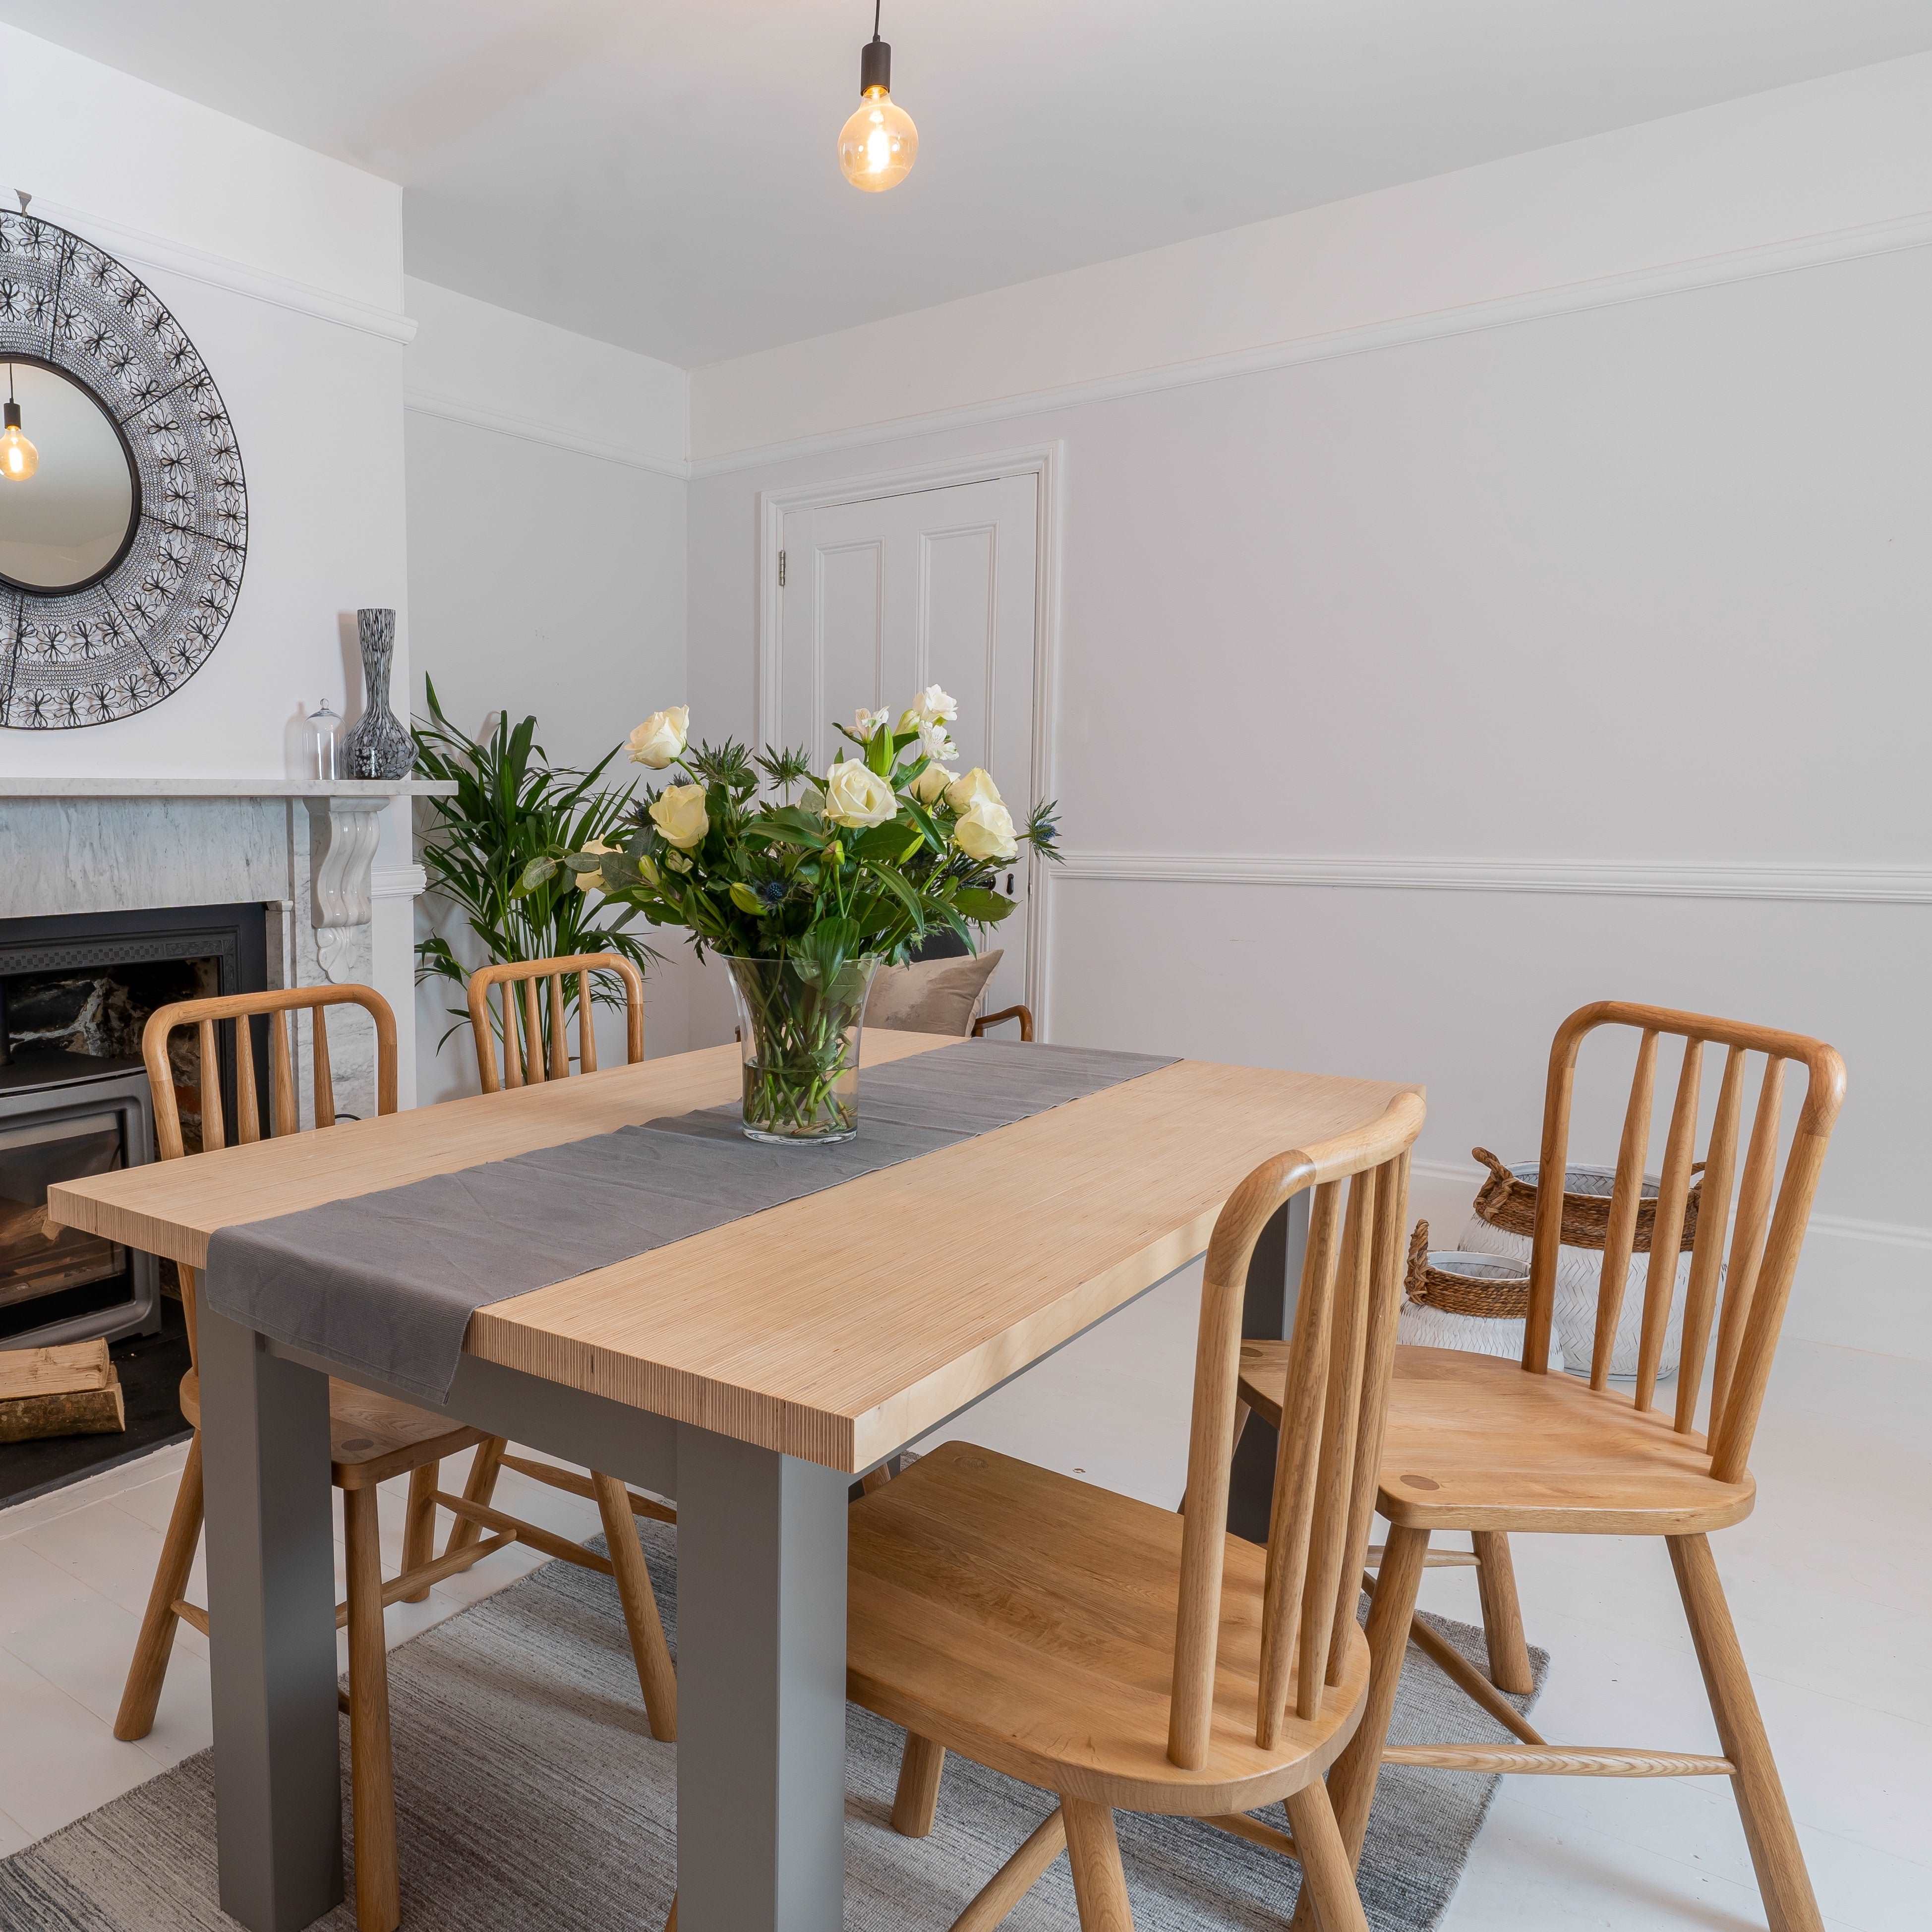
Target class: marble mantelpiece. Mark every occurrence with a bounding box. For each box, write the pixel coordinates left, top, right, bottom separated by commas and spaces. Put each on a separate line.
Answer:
0, 779, 453, 798
0, 777, 454, 1120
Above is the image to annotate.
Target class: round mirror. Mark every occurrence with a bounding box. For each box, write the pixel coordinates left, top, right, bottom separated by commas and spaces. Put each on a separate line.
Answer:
0, 361, 140, 594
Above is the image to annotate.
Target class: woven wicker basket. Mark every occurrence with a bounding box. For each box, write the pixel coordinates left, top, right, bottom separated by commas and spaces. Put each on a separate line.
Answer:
1403, 1221, 1532, 1320
1470, 1147, 1700, 1254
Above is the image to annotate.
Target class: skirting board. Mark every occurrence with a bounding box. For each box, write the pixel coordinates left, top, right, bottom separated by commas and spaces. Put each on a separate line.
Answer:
1407, 1159, 1932, 1367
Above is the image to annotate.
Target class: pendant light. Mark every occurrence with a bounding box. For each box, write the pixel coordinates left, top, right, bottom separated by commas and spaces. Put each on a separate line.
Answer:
838, 0, 918, 192
0, 365, 38, 483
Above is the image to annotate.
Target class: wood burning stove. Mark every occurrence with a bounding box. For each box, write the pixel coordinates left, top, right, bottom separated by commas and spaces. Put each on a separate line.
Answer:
0, 902, 267, 1347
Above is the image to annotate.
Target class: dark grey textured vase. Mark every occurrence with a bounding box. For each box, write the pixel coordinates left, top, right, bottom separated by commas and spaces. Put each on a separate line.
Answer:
340, 608, 413, 780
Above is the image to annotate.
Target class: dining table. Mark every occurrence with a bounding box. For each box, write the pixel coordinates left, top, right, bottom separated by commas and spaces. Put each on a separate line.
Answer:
46, 1026, 1412, 1932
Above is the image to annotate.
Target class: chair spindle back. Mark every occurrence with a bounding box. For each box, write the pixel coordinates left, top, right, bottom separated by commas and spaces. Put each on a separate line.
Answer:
467, 953, 645, 1094
1524, 1001, 1843, 1484
1168, 1089, 1425, 1769
139, 983, 399, 1367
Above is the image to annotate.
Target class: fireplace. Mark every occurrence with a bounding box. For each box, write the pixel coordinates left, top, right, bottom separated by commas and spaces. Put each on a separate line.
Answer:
0, 902, 268, 1347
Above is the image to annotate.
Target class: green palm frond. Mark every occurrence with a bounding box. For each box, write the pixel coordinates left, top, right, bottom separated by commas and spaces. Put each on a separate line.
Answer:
412, 678, 660, 1056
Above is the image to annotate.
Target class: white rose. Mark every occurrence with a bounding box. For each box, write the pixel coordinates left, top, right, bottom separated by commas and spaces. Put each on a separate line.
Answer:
909, 762, 955, 806
628, 705, 690, 769
954, 798, 1018, 863
572, 839, 616, 891
899, 683, 958, 731
944, 766, 1002, 814
648, 782, 709, 850
822, 757, 898, 829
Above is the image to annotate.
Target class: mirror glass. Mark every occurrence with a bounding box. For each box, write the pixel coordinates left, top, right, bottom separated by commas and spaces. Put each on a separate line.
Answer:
0, 363, 138, 593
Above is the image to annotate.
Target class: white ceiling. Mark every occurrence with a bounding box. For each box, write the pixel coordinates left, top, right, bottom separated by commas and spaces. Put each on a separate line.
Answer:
9, 1, 1931, 368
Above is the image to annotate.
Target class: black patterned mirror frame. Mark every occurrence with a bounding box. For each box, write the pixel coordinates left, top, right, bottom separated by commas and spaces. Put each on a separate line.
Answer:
0, 209, 248, 730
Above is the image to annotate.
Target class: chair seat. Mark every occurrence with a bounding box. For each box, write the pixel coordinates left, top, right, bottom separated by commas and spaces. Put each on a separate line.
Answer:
179, 1370, 486, 1490
846, 1440, 1368, 1816
1237, 1342, 1756, 1536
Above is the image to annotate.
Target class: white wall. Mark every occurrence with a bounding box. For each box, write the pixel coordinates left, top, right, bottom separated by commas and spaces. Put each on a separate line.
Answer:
688, 55, 1932, 1363
0, 21, 423, 1056
691, 51, 1932, 466
402, 279, 691, 1101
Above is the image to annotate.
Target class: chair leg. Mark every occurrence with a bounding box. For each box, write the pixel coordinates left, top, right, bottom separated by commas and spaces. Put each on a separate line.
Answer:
1471, 1530, 1534, 1695
891, 1731, 946, 1836
344, 1485, 401, 1932
399, 1461, 439, 1603
1290, 1523, 1430, 1931
115, 1431, 204, 1741
445, 1435, 507, 1557
1285, 1778, 1371, 1932
1670, 1534, 1822, 1932
949, 1807, 1071, 1932
591, 1471, 678, 1742
1062, 1798, 1132, 1931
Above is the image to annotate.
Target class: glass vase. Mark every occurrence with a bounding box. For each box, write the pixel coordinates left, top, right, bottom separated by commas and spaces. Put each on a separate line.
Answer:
724, 953, 880, 1144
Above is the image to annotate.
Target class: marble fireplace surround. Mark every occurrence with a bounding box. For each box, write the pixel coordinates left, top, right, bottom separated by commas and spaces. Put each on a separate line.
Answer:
0, 778, 454, 1122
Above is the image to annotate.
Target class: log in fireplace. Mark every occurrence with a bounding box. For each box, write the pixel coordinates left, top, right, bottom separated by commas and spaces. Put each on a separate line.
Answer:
0, 903, 267, 1347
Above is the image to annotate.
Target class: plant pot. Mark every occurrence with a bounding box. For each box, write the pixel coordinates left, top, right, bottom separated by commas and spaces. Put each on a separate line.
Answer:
724, 954, 880, 1143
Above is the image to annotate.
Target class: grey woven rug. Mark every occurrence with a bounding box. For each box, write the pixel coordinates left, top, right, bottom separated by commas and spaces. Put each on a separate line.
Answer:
0, 1519, 1544, 1931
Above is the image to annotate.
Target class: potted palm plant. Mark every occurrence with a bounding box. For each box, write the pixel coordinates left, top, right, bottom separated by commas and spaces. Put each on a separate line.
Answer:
412, 678, 656, 1065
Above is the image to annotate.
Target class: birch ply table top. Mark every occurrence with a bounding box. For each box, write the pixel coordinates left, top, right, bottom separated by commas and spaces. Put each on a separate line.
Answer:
48, 1031, 1413, 1472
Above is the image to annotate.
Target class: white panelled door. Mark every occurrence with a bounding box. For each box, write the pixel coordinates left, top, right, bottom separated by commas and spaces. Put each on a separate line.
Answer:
776, 474, 1040, 1016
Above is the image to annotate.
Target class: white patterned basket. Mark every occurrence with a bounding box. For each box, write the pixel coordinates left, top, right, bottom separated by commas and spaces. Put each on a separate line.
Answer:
1462, 1156, 1694, 1378
1397, 1243, 1563, 1372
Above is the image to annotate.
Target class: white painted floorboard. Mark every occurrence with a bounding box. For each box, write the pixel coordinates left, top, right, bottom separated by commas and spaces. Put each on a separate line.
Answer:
1, 1275, 1926, 1931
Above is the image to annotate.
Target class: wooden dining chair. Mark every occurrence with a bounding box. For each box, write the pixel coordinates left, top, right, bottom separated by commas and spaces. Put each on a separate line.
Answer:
455, 952, 679, 1746
468, 949, 645, 1093
1243, 1001, 1845, 1932
843, 1089, 1426, 1931
116, 985, 508, 1932
973, 1001, 1034, 1040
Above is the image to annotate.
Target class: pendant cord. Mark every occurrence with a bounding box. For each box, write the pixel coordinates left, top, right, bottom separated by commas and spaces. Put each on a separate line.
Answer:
873, 0, 882, 44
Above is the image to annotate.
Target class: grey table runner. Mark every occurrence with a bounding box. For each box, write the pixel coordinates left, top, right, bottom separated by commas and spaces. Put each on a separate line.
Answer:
204, 1039, 1176, 1404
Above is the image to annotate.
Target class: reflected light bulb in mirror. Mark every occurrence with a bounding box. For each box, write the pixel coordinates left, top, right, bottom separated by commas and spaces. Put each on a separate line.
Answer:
839, 89, 917, 191
0, 400, 36, 482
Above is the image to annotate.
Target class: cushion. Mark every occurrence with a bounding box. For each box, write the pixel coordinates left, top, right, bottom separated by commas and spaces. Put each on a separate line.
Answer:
866, 949, 1002, 1038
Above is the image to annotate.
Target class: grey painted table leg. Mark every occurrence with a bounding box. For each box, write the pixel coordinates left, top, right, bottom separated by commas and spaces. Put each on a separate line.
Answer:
676, 1425, 850, 1932
1226, 1190, 1309, 1544
198, 1307, 343, 1931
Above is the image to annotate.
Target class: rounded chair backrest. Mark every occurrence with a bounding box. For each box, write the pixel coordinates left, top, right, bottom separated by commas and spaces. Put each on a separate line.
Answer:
138, 982, 398, 1368
1525, 1001, 1844, 1484
467, 952, 644, 1094
140, 983, 399, 1160
1168, 1088, 1426, 1769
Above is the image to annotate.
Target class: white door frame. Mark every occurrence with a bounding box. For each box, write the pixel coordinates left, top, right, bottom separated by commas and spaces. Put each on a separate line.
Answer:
756, 441, 1067, 1037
